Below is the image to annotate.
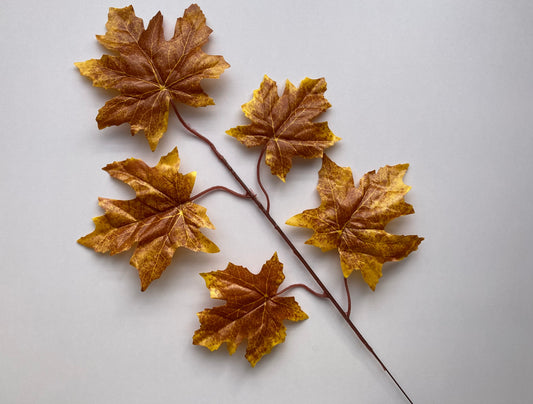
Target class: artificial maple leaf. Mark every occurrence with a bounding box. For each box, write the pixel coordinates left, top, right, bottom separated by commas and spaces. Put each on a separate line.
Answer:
286, 155, 423, 290
226, 75, 340, 181
78, 148, 219, 291
75, 4, 230, 151
193, 253, 308, 367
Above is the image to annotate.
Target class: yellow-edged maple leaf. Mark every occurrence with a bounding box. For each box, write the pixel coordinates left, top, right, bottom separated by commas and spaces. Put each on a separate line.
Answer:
75, 4, 230, 151
78, 148, 219, 291
226, 75, 340, 181
286, 155, 423, 290
193, 253, 308, 367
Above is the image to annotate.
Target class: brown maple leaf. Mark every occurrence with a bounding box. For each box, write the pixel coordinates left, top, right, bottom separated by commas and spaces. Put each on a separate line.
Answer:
226, 75, 340, 181
286, 155, 423, 290
75, 4, 230, 151
78, 148, 219, 291
193, 253, 308, 367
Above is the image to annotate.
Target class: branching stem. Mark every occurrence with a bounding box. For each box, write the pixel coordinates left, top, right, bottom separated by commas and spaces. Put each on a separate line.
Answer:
189, 185, 250, 202
171, 102, 413, 404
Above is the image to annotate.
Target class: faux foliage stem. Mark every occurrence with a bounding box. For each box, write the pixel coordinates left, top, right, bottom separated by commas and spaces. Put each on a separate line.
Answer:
189, 185, 250, 202
256, 145, 271, 213
276, 283, 327, 298
171, 102, 413, 404
344, 277, 352, 318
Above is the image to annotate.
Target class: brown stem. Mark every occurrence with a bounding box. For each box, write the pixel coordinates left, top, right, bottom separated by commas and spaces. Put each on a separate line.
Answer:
276, 283, 327, 298
344, 277, 352, 318
171, 102, 413, 404
189, 185, 250, 202
256, 145, 271, 213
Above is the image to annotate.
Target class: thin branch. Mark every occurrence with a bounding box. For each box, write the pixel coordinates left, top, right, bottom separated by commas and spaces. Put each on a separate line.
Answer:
344, 277, 352, 318
189, 185, 250, 202
256, 145, 271, 213
276, 283, 327, 298
171, 102, 413, 404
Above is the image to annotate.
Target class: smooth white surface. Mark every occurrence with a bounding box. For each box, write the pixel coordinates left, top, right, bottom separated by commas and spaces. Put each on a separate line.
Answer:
1, 1, 533, 403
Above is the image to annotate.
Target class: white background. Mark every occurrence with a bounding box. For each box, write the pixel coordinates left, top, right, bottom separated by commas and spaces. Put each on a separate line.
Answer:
1, 0, 533, 403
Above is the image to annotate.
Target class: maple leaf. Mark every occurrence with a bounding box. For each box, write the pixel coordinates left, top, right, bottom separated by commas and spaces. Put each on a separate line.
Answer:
193, 253, 308, 367
286, 155, 423, 290
78, 148, 219, 291
75, 4, 230, 151
226, 75, 340, 181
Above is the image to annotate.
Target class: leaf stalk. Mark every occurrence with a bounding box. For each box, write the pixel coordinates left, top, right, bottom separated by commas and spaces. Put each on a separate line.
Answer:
256, 145, 271, 212
344, 277, 352, 318
276, 283, 327, 298
189, 185, 251, 202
